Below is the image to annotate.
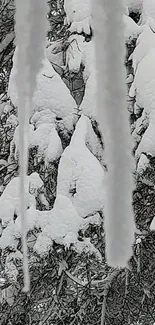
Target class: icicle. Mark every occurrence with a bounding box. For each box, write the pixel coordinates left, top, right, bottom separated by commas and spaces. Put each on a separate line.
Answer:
26, 0, 49, 103
15, 0, 48, 291
92, 0, 135, 267
15, 0, 31, 293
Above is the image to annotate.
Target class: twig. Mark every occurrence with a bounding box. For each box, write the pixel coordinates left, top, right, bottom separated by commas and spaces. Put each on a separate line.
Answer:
42, 73, 54, 79
100, 269, 120, 325
65, 270, 88, 287
38, 300, 55, 325
100, 286, 109, 325
0, 31, 15, 54
56, 272, 64, 296
125, 268, 129, 297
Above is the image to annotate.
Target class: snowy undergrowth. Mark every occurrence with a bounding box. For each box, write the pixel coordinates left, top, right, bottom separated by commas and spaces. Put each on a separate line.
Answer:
0, 190, 102, 283
0, 172, 44, 228
8, 47, 78, 135
10, 118, 63, 167
1, 38, 105, 293
0, 0, 142, 276
64, 0, 92, 34
127, 0, 143, 13
129, 25, 155, 173
1, 0, 104, 234
2, 1, 155, 324
126, 0, 155, 236
1, 0, 153, 316
57, 115, 105, 218
141, 0, 155, 23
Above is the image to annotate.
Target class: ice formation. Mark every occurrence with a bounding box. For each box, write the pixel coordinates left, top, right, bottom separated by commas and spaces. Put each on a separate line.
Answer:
92, 0, 135, 267
14, 0, 48, 291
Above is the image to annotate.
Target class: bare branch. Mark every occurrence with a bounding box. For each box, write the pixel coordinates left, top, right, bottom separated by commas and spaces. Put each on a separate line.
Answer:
0, 31, 15, 54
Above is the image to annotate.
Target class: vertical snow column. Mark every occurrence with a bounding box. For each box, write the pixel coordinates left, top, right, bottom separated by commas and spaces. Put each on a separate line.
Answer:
92, 0, 135, 267
15, 0, 48, 291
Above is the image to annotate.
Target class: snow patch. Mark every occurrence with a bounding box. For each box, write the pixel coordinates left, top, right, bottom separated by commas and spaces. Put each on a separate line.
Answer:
64, 0, 92, 34
80, 71, 97, 120
135, 110, 155, 159
0, 172, 42, 228
57, 115, 105, 218
123, 15, 141, 43
130, 25, 155, 73
137, 153, 150, 173
12, 121, 63, 165
126, 0, 143, 13
8, 47, 78, 133
15, 195, 83, 256
66, 34, 84, 73
130, 49, 155, 116
142, 0, 155, 23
